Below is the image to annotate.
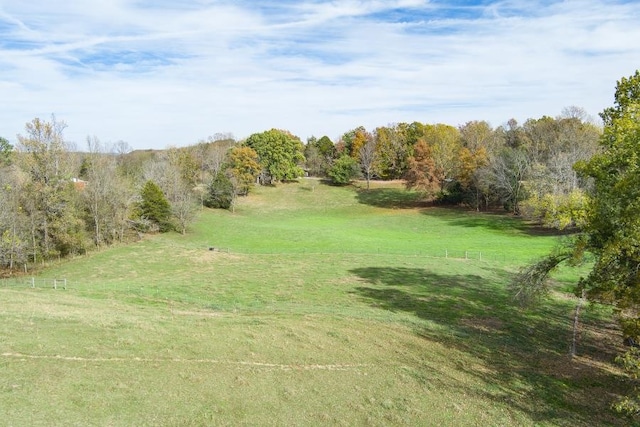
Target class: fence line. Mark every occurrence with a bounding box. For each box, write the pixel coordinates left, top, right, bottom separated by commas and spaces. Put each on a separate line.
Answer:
1, 277, 67, 289
0, 247, 556, 294
217, 248, 521, 263
1, 245, 540, 283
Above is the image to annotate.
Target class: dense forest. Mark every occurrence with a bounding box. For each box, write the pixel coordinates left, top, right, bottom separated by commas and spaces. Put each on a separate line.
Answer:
0, 107, 601, 272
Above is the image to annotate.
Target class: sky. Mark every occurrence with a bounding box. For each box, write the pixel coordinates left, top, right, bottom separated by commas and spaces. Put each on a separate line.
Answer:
1, 0, 639, 150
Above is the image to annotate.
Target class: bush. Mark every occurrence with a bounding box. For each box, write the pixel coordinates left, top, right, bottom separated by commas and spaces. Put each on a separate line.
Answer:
436, 181, 465, 205
521, 190, 587, 230
327, 155, 360, 185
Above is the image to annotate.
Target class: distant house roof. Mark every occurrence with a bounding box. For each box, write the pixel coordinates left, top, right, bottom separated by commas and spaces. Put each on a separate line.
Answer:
71, 177, 87, 190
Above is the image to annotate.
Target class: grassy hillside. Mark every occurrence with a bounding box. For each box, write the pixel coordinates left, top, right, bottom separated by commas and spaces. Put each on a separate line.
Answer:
0, 179, 630, 426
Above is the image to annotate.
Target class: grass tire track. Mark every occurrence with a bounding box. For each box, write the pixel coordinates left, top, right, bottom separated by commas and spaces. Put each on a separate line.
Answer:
1, 352, 371, 371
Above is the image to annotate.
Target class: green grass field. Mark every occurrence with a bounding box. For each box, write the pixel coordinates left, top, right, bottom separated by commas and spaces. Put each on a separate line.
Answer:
0, 179, 631, 426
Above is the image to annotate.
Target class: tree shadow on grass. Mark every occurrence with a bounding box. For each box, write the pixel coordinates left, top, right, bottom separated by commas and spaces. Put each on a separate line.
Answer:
355, 188, 429, 209
423, 208, 532, 233
354, 187, 574, 238
422, 208, 578, 237
350, 266, 629, 426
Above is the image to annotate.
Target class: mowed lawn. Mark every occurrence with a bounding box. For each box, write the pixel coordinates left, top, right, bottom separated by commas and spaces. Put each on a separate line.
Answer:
0, 179, 631, 426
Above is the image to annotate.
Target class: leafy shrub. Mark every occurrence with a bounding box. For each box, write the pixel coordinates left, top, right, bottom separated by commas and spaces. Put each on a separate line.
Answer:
521, 190, 587, 230
327, 155, 360, 185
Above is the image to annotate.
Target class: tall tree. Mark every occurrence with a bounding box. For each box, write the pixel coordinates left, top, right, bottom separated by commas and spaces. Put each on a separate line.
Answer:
512, 71, 640, 416
422, 124, 462, 191
339, 126, 369, 160
374, 125, 410, 179
491, 147, 530, 214
502, 118, 526, 148
519, 115, 601, 228
405, 139, 440, 197
171, 147, 199, 188
16, 116, 86, 260
171, 187, 198, 235
245, 129, 305, 183
304, 135, 335, 177
0, 168, 29, 269
82, 136, 134, 246
304, 142, 324, 177
459, 121, 501, 154
0, 136, 13, 166
458, 121, 500, 210
359, 135, 378, 190
203, 138, 236, 177
574, 70, 640, 325
227, 146, 261, 195
142, 148, 199, 234
139, 181, 173, 232
316, 136, 336, 160
457, 145, 489, 211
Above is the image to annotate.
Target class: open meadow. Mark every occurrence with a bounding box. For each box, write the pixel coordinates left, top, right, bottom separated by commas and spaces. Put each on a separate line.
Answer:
0, 179, 631, 426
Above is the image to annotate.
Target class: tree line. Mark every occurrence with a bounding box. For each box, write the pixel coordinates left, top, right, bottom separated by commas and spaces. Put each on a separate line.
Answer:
0, 105, 600, 272
309, 108, 600, 228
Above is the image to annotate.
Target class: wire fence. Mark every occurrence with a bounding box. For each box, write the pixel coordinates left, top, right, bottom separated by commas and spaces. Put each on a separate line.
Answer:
0, 246, 513, 296
0, 276, 236, 312
217, 247, 534, 263
1, 277, 67, 289
0, 246, 533, 294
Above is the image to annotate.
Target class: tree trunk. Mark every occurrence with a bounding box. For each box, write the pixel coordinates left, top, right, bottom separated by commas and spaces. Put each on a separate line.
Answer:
9, 222, 16, 269
571, 290, 586, 357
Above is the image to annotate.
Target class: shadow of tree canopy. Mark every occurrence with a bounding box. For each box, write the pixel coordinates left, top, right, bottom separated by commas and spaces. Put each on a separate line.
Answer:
350, 266, 629, 426
421, 207, 578, 237
423, 207, 534, 234
355, 187, 430, 209
353, 186, 576, 238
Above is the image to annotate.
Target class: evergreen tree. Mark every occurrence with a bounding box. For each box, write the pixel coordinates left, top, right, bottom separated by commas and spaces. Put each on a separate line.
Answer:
204, 171, 234, 210
139, 180, 173, 232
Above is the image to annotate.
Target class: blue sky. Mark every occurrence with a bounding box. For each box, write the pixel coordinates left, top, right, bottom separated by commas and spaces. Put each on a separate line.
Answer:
1, 0, 639, 150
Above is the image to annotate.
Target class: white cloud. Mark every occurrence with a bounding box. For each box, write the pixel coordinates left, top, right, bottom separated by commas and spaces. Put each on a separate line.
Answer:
1, 0, 638, 149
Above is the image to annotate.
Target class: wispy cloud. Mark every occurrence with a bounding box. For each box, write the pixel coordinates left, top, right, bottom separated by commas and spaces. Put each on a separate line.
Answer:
1, 0, 638, 149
